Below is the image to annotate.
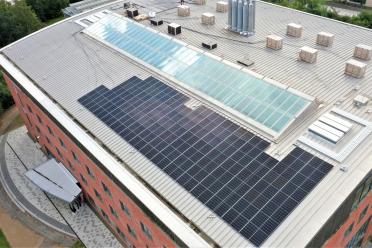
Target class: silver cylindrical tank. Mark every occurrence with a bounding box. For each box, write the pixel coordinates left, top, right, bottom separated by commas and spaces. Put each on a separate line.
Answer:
247, 0, 255, 34
228, 0, 232, 28
231, 0, 237, 31
242, 0, 248, 34
237, 0, 243, 32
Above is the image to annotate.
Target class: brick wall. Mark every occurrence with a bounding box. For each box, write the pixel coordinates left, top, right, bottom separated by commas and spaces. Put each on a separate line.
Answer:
3, 72, 178, 248
324, 186, 371, 247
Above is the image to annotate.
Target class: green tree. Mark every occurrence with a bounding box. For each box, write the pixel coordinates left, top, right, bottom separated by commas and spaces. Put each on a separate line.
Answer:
0, 72, 14, 115
0, 0, 42, 48
26, 0, 69, 21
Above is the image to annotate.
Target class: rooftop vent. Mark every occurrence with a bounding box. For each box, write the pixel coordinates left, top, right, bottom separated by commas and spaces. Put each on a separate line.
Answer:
201, 13, 215, 25
354, 44, 372, 61
195, 0, 207, 4
299, 46, 318, 63
266, 35, 283, 50
353, 95, 369, 108
316, 32, 334, 47
126, 8, 138, 18
150, 19, 163, 26
202, 41, 217, 50
168, 23, 181, 35
178, 5, 190, 16
216, 1, 228, 12
287, 23, 303, 38
227, 0, 256, 36
345, 59, 367, 78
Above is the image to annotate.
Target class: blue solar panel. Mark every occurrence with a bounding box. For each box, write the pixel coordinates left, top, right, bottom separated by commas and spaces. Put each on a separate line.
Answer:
84, 13, 311, 133
79, 76, 333, 246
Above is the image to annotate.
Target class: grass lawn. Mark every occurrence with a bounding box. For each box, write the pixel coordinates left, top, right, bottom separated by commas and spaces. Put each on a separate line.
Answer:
0, 229, 10, 248
71, 241, 85, 248
44, 15, 66, 26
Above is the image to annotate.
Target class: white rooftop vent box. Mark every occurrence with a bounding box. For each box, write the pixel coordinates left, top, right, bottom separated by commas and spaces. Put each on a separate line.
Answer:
195, 0, 207, 5
316, 32, 334, 47
216, 1, 228, 12
287, 23, 303, 38
201, 13, 215, 25
299, 46, 318, 63
266, 35, 283, 50
178, 5, 190, 16
354, 44, 372, 61
345, 59, 367, 78
353, 95, 369, 108
168, 23, 182, 35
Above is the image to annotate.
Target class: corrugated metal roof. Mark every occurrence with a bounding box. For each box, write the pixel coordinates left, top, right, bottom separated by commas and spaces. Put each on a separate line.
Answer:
1, 0, 372, 247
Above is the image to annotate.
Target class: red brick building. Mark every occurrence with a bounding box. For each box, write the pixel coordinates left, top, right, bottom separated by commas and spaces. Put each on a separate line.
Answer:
1, 0, 371, 247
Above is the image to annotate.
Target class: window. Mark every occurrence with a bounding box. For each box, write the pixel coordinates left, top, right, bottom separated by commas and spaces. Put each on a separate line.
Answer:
47, 126, 54, 136
56, 147, 61, 157
59, 138, 66, 148
36, 126, 40, 133
358, 205, 369, 223
86, 165, 95, 178
344, 223, 354, 238
80, 174, 87, 185
67, 160, 74, 171
120, 201, 131, 217
72, 151, 79, 163
116, 226, 126, 239
110, 205, 119, 219
94, 189, 102, 202
26, 114, 32, 127
101, 209, 110, 222
36, 115, 42, 124
46, 136, 51, 144
140, 222, 153, 240
102, 182, 112, 197
27, 105, 33, 113
127, 224, 137, 239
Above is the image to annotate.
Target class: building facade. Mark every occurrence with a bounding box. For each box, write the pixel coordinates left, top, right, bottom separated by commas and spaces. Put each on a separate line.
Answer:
2, 72, 183, 248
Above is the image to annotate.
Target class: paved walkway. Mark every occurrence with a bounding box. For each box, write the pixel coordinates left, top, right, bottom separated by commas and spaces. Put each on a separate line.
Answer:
0, 127, 122, 248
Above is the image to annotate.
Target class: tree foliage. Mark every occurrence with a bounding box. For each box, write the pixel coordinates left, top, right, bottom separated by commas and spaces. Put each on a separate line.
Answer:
0, 0, 42, 48
264, 0, 372, 29
26, 0, 69, 21
0, 72, 14, 115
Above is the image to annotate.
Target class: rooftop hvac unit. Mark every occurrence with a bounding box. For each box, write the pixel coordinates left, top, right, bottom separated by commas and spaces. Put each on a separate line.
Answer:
202, 41, 217, 50
266, 35, 283, 50
201, 13, 215, 25
299, 46, 318, 63
354, 44, 372, 61
126, 8, 138, 18
353, 95, 369, 108
150, 19, 163, 26
178, 5, 190, 16
345, 59, 367, 78
168, 23, 181, 35
227, 0, 256, 36
287, 23, 303, 38
216, 1, 228, 12
316, 32, 334, 47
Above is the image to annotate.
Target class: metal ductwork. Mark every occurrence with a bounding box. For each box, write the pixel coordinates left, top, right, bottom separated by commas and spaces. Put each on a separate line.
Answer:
227, 0, 255, 35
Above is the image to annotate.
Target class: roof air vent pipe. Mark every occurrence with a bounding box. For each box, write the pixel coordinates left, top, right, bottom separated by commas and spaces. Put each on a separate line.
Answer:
231, 0, 238, 31
228, 0, 255, 35
228, 0, 233, 28
237, 0, 243, 32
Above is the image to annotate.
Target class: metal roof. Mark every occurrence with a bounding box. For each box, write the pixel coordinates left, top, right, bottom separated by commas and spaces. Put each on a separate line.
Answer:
1, 0, 372, 247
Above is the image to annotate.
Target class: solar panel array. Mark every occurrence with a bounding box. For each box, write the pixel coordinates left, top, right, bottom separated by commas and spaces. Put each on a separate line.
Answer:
84, 13, 311, 133
79, 76, 333, 246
